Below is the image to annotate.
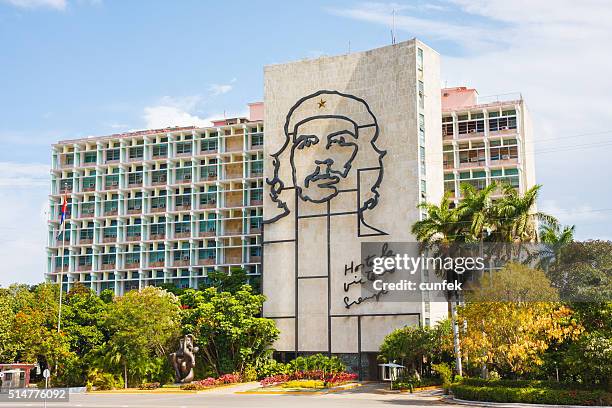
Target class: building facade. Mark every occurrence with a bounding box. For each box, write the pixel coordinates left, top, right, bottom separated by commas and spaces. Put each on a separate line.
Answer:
47, 107, 265, 295
261, 40, 447, 378
440, 87, 535, 201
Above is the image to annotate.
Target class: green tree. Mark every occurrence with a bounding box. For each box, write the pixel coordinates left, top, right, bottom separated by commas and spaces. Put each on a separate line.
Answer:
180, 285, 278, 376
378, 320, 452, 377
98, 286, 181, 387
198, 267, 252, 294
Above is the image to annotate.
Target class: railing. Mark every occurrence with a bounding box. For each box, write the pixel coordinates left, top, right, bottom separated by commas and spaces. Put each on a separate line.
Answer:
101, 263, 116, 270
173, 259, 190, 267
198, 258, 215, 265
175, 231, 191, 238
125, 262, 140, 269
149, 261, 164, 267
103, 236, 117, 243
199, 230, 216, 237
127, 235, 141, 241
225, 256, 242, 264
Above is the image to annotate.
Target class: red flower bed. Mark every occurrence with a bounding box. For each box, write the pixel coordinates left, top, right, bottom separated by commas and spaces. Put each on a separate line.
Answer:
181, 373, 241, 390
260, 371, 358, 387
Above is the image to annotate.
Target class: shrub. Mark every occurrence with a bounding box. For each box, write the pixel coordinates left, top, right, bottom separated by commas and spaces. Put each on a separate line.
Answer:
392, 377, 441, 390
87, 369, 124, 390
260, 371, 357, 387
180, 377, 220, 390
432, 363, 452, 392
256, 359, 288, 379
138, 382, 160, 390
451, 384, 612, 406
217, 373, 241, 384
287, 354, 346, 373
281, 380, 325, 389
460, 378, 600, 391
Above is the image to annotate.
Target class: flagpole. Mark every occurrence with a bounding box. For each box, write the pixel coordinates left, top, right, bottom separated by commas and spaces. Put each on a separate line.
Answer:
57, 183, 67, 333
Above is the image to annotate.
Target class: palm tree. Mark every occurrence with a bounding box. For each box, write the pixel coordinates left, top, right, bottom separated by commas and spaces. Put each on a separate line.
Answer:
491, 184, 558, 242
535, 223, 575, 270
411, 193, 465, 375
456, 182, 497, 242
411, 193, 460, 244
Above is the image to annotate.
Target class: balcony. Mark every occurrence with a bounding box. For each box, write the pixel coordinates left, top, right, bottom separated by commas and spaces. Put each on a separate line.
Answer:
149, 261, 164, 268
225, 171, 243, 180
224, 228, 243, 236
199, 230, 216, 237
81, 210, 95, 218
125, 262, 140, 269
249, 227, 262, 234
225, 256, 242, 264
79, 238, 93, 245
83, 185, 96, 192
127, 208, 142, 215
151, 206, 166, 213
127, 235, 141, 242
101, 263, 116, 271
250, 256, 262, 263
200, 148, 217, 155
103, 236, 117, 243
201, 173, 217, 181
458, 130, 485, 139
250, 199, 263, 206
127, 181, 143, 188
78, 265, 92, 271
199, 201, 216, 209
152, 178, 167, 186
443, 161, 454, 170
175, 204, 191, 211
173, 259, 190, 267
104, 210, 118, 216
55, 265, 68, 272
150, 233, 165, 240
458, 160, 486, 169
490, 126, 517, 136
175, 231, 191, 238
198, 258, 215, 266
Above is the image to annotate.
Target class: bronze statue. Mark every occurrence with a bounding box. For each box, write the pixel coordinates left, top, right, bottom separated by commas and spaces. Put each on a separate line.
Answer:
170, 334, 199, 383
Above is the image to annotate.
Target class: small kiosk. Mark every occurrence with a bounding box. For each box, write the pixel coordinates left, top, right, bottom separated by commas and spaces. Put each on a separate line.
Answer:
0, 363, 36, 390
378, 362, 405, 390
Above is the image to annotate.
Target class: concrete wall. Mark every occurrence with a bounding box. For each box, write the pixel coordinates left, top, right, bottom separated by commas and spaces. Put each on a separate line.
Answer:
262, 40, 442, 354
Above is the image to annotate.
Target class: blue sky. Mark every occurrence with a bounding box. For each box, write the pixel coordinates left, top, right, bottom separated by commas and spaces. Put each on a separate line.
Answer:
1, 0, 611, 285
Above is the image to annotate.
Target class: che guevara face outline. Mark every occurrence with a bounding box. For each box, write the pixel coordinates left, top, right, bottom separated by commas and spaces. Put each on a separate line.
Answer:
290, 116, 359, 203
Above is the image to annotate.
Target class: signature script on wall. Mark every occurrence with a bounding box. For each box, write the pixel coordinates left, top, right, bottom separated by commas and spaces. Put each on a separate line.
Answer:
264, 90, 388, 237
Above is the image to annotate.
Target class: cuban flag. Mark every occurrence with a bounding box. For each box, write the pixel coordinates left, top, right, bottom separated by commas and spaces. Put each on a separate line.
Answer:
56, 194, 68, 240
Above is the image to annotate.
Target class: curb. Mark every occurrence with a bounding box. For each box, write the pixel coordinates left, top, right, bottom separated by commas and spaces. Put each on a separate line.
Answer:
444, 396, 612, 408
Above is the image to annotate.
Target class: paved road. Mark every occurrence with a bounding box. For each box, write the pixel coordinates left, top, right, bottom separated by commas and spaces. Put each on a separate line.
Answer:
0, 383, 470, 408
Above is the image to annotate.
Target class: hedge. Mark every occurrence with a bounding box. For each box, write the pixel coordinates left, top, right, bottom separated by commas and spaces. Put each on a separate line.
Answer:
460, 378, 597, 391
451, 384, 612, 406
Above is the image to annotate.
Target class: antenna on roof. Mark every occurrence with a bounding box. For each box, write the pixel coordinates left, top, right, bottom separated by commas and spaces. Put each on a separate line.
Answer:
348, 40, 351, 54
391, 9, 396, 45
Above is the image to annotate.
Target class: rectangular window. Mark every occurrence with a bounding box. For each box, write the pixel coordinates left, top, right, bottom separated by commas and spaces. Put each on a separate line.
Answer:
129, 146, 143, 160
418, 80, 424, 109
84, 152, 97, 163
252, 133, 263, 147
201, 139, 218, 152
176, 142, 192, 155
153, 144, 167, 158
106, 149, 120, 162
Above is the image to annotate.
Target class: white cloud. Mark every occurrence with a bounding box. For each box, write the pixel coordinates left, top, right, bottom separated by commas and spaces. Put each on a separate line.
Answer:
143, 105, 215, 129
1, 0, 67, 10
209, 83, 233, 96
0, 162, 49, 188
